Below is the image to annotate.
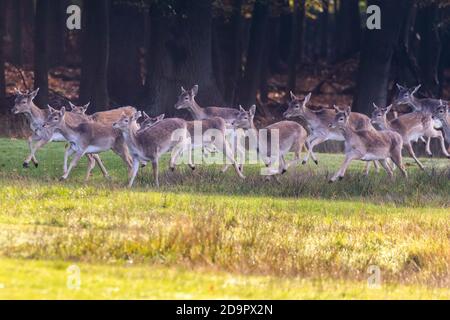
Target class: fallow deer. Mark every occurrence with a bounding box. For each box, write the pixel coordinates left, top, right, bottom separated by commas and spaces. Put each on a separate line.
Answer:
11, 88, 108, 178
43, 107, 132, 181
432, 100, 450, 145
232, 105, 308, 176
113, 112, 192, 187
68, 102, 136, 124
174, 85, 245, 169
328, 107, 407, 182
284, 92, 380, 174
139, 112, 245, 178
371, 103, 450, 169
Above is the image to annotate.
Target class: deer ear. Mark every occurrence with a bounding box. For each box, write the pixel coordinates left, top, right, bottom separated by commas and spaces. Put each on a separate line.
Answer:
411, 84, 421, 95
344, 106, 351, 116
249, 105, 256, 117
239, 105, 245, 112
396, 83, 406, 91
332, 105, 340, 113
60, 106, 66, 116
181, 86, 186, 93
142, 111, 149, 119
191, 85, 199, 96
372, 103, 379, 110
29, 88, 39, 100
83, 102, 90, 110
158, 114, 165, 121
304, 92, 312, 104
385, 104, 393, 113
47, 104, 55, 112
290, 91, 297, 100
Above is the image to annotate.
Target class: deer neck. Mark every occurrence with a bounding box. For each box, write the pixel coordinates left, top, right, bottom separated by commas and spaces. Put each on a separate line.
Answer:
123, 122, 141, 150
188, 100, 206, 120
57, 119, 80, 142
379, 117, 391, 131
26, 102, 46, 124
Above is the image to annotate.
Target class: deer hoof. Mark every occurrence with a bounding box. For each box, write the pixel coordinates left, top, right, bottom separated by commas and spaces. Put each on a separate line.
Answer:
59, 176, 67, 182
170, 167, 175, 172
281, 169, 287, 175
427, 153, 433, 158
23, 162, 29, 168
34, 162, 39, 168
338, 176, 343, 181
302, 160, 307, 165
190, 166, 196, 171
328, 179, 334, 184
313, 159, 319, 165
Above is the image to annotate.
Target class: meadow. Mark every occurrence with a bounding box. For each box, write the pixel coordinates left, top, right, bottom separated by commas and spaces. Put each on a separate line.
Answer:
0, 138, 448, 299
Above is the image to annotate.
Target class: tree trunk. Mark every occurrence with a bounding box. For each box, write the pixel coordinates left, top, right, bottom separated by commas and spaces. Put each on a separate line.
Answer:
11, 0, 23, 65
34, 0, 50, 106
0, 0, 6, 113
353, 0, 409, 115
237, 0, 270, 107
335, 0, 361, 61
48, 0, 66, 66
287, 0, 299, 93
145, 0, 223, 116
417, 4, 441, 98
80, 0, 110, 111
108, 0, 143, 105
320, 0, 329, 60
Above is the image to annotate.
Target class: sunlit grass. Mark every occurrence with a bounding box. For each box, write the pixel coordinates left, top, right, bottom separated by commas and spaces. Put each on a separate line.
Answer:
0, 138, 449, 299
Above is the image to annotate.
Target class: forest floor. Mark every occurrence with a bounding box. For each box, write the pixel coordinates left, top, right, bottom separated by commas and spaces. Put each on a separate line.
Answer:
0, 138, 449, 299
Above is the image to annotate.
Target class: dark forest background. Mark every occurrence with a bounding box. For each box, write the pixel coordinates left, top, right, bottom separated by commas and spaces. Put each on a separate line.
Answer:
1, 0, 450, 136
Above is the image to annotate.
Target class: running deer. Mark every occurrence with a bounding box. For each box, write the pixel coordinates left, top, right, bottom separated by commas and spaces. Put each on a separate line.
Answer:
328, 107, 407, 182
11, 88, 108, 178
284, 92, 380, 175
139, 112, 245, 179
113, 111, 192, 188
68, 102, 136, 124
432, 100, 450, 145
174, 85, 245, 169
232, 104, 308, 176
371, 103, 450, 169
43, 107, 132, 181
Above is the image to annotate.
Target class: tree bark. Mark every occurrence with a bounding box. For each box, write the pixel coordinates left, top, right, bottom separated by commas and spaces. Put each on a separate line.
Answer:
34, 0, 50, 106
0, 0, 6, 113
335, 0, 361, 61
108, 0, 143, 105
237, 0, 270, 107
320, 0, 329, 60
353, 0, 409, 115
417, 4, 441, 97
48, 0, 66, 66
80, 0, 110, 111
145, 0, 223, 116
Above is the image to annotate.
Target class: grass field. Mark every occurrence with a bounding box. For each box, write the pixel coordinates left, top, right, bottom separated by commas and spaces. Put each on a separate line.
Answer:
0, 138, 448, 299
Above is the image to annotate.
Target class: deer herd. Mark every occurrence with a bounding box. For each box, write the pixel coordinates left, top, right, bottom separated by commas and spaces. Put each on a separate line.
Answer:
10, 83, 450, 188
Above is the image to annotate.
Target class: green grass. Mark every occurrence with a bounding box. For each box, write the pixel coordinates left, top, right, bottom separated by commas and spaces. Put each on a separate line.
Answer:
0, 138, 449, 299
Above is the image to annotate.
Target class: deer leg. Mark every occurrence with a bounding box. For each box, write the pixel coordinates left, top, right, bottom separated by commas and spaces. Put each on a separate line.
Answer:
390, 147, 408, 178
436, 131, 450, 158
128, 158, 140, 188
405, 142, 425, 170
84, 155, 97, 181
221, 136, 245, 179
364, 162, 371, 176
329, 154, 357, 182
304, 135, 325, 165
419, 136, 427, 144
63, 145, 75, 173
152, 159, 159, 187
379, 159, 394, 179
425, 136, 433, 157
91, 154, 110, 179
60, 151, 84, 181
24, 137, 49, 168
